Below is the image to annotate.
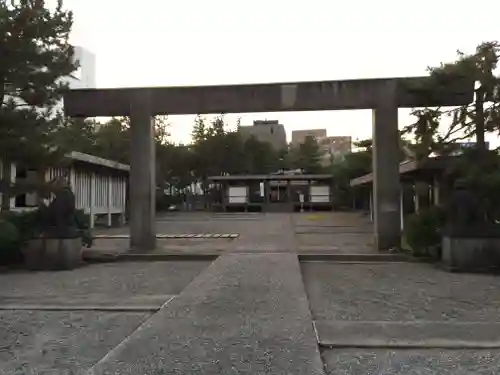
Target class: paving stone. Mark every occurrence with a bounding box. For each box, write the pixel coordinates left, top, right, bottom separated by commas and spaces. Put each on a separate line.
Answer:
323, 349, 500, 375
316, 321, 500, 348
0, 294, 174, 311
90, 254, 324, 375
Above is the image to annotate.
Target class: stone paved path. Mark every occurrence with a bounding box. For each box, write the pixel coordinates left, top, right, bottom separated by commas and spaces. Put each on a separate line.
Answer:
92, 211, 375, 254
89, 254, 324, 375
2, 211, 499, 374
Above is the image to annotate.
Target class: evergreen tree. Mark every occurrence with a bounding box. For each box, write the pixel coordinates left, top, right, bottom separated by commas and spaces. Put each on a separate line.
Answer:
290, 136, 323, 173
0, 0, 77, 209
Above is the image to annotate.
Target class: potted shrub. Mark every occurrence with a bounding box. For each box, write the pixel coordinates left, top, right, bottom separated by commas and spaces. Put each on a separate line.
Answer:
22, 183, 93, 271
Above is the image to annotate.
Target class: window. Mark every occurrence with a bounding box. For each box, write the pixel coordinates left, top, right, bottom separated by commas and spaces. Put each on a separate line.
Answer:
72, 67, 82, 81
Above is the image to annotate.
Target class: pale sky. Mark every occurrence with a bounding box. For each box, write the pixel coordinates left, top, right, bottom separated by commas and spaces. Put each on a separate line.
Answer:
66, 0, 500, 146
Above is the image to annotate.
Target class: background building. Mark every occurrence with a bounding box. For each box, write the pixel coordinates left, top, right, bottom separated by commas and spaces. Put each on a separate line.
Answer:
67, 46, 97, 89
291, 129, 327, 146
318, 136, 352, 165
57, 46, 96, 115
292, 128, 352, 166
239, 120, 287, 151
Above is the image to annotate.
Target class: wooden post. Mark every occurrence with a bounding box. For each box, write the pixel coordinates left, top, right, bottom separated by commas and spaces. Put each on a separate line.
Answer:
69, 166, 76, 192
119, 176, 126, 225
433, 176, 440, 206
369, 188, 373, 222
89, 172, 95, 229
107, 175, 112, 227
400, 187, 404, 231
414, 183, 420, 214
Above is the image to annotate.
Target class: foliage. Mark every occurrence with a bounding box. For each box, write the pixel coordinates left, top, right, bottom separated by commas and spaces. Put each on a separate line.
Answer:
404, 206, 446, 258
0, 218, 21, 263
242, 135, 281, 174
74, 209, 92, 248
0, 208, 42, 241
189, 115, 284, 182
289, 135, 323, 173
328, 139, 372, 208
0, 202, 92, 265
59, 115, 171, 164
444, 149, 500, 223
0, 0, 78, 209
401, 41, 500, 159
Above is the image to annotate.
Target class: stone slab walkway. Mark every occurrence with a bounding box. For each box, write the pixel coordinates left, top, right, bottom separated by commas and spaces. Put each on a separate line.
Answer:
91, 212, 375, 254
316, 321, 500, 349
89, 254, 325, 375
323, 349, 500, 375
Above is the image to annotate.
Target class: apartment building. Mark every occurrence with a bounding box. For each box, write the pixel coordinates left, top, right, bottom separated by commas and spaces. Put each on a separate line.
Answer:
239, 120, 288, 151
292, 129, 352, 166
291, 129, 327, 146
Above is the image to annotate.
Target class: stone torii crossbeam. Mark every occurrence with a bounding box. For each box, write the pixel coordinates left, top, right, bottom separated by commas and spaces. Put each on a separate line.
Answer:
63, 76, 473, 252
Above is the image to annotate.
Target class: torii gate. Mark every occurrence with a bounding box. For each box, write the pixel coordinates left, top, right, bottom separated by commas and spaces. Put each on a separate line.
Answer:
63, 75, 473, 252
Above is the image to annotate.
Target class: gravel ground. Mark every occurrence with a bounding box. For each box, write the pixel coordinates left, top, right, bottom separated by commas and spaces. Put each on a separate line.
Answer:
0, 310, 150, 375
323, 349, 500, 375
302, 262, 500, 322
0, 261, 210, 305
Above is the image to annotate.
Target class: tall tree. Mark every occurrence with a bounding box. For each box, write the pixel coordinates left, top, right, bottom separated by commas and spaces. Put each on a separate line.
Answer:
243, 135, 279, 174
0, 0, 77, 209
290, 136, 323, 173
402, 42, 500, 158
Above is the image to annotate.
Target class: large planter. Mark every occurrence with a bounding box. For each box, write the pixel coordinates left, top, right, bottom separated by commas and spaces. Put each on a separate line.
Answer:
23, 237, 83, 271
441, 225, 500, 272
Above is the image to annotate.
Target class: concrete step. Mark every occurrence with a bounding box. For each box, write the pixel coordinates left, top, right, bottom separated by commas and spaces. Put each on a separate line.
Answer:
316, 320, 500, 349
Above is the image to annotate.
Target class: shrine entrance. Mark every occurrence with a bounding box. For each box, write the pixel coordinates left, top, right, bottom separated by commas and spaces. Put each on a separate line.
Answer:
63, 76, 473, 252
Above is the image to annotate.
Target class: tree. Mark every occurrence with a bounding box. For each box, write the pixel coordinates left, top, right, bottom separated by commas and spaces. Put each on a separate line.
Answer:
54, 117, 97, 155
402, 41, 500, 159
243, 135, 279, 174
0, 0, 77, 209
91, 118, 130, 163
290, 136, 323, 173
157, 143, 194, 193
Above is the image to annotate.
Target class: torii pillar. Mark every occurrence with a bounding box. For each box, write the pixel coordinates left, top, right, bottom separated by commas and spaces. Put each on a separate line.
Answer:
372, 81, 401, 250
129, 89, 156, 251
